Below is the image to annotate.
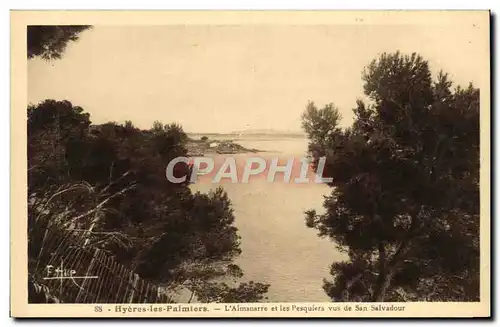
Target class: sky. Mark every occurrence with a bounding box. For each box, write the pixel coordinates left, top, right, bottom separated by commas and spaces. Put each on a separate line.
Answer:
28, 23, 487, 133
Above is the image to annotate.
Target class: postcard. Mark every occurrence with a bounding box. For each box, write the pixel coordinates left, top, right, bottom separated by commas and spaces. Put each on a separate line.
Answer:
11, 10, 491, 318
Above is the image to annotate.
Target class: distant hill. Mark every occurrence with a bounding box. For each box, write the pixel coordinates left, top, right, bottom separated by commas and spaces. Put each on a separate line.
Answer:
187, 129, 306, 139
228, 129, 305, 137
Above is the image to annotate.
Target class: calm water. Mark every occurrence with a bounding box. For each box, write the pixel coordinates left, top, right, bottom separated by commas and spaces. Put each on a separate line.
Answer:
191, 137, 346, 302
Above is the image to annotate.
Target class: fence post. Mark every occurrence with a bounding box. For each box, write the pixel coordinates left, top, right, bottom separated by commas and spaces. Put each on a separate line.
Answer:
75, 248, 99, 302
128, 273, 140, 303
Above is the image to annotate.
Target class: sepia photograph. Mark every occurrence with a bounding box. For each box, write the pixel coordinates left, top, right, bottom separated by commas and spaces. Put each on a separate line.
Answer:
10, 10, 491, 318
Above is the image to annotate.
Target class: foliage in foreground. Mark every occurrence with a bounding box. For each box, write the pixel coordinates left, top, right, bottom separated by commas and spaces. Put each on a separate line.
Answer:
302, 52, 479, 302
27, 25, 92, 60
28, 99, 269, 303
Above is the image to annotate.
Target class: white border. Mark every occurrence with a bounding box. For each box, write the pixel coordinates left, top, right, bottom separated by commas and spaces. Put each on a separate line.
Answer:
4, 1, 498, 326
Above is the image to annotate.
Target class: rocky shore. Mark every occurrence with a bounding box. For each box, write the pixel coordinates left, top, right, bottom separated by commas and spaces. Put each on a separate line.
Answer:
186, 139, 261, 156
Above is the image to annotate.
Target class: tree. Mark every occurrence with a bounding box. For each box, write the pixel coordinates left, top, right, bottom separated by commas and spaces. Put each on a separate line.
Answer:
124, 120, 135, 129
303, 52, 479, 302
27, 100, 269, 303
27, 25, 92, 60
27, 99, 91, 193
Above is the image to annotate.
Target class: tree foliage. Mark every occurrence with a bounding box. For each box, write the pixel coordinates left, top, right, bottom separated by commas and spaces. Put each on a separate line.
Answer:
28, 99, 269, 302
303, 52, 479, 302
27, 25, 92, 60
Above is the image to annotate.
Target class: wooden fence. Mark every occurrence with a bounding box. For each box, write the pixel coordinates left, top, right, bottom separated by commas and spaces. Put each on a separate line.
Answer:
28, 224, 173, 304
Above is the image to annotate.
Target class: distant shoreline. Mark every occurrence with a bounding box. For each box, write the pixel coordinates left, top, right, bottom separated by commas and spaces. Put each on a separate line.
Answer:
186, 139, 263, 156
187, 132, 306, 139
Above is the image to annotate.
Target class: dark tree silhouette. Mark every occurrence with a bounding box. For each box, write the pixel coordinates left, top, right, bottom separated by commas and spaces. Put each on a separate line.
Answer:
27, 25, 92, 60
28, 100, 269, 303
303, 52, 479, 302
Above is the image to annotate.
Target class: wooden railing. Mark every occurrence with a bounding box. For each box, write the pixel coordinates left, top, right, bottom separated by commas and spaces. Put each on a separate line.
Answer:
28, 224, 173, 304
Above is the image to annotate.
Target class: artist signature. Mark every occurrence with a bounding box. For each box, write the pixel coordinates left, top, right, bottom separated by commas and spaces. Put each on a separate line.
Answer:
44, 259, 98, 290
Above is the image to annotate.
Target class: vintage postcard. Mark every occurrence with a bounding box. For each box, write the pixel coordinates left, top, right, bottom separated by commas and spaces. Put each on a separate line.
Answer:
11, 10, 491, 318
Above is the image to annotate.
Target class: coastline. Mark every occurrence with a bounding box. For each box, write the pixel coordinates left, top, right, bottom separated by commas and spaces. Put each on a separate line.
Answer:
186, 139, 262, 156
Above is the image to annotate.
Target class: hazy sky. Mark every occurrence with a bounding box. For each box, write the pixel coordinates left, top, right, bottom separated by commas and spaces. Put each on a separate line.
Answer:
28, 24, 486, 133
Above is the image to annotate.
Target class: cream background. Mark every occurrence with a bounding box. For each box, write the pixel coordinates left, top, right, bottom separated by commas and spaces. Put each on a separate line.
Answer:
11, 10, 490, 318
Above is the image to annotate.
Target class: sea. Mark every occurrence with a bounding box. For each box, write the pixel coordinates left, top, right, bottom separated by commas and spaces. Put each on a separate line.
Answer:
189, 135, 346, 302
